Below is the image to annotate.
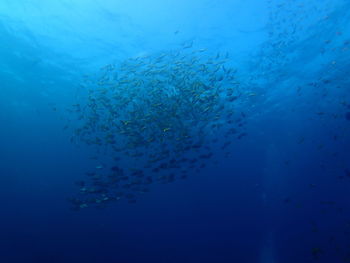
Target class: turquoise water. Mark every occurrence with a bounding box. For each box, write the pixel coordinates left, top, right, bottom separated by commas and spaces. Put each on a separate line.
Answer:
1, 0, 350, 262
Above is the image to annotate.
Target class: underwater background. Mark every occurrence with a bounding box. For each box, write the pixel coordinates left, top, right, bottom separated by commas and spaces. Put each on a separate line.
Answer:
1, 0, 350, 262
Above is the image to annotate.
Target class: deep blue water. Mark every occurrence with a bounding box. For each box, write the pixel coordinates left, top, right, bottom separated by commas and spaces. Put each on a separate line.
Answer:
1, 0, 350, 262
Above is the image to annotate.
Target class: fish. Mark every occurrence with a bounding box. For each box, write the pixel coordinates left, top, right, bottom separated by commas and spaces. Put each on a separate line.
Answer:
66, 43, 245, 209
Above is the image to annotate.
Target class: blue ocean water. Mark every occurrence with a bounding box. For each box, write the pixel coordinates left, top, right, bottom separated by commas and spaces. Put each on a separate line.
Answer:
1, 0, 350, 262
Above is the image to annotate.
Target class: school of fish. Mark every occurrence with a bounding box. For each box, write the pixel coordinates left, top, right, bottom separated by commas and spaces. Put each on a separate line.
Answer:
67, 46, 248, 210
